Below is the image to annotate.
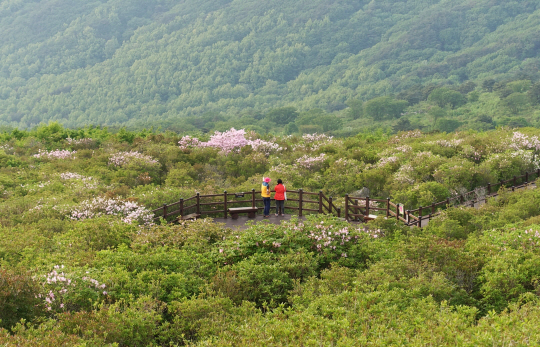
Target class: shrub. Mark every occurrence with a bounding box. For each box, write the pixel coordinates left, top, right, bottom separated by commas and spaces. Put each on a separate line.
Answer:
0, 268, 44, 331
57, 296, 165, 346
212, 252, 292, 306
168, 296, 258, 344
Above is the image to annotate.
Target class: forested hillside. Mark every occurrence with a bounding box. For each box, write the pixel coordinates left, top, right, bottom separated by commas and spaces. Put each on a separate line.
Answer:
0, 0, 540, 129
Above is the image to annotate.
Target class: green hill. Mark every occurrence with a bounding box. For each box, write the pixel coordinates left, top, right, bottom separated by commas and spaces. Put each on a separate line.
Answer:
0, 0, 540, 129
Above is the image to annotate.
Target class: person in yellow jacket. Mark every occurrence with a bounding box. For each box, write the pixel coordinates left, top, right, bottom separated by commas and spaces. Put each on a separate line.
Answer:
261, 177, 271, 217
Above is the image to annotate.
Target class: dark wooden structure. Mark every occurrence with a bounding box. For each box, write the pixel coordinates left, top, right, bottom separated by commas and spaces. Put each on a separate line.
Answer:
228, 207, 258, 219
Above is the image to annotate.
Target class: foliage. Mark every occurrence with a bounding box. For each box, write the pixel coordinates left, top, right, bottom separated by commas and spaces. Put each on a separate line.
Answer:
2, 126, 540, 344
0, 1, 540, 132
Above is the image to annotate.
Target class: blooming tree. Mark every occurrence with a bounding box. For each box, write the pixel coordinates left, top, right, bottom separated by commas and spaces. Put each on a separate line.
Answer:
178, 128, 282, 155
200, 128, 248, 153
178, 135, 201, 150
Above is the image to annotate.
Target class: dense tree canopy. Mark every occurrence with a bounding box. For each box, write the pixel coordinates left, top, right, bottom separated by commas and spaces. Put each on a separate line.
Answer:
0, 0, 539, 129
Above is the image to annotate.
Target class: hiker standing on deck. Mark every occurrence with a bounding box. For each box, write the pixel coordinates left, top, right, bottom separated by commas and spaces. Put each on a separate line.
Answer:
274, 179, 286, 216
261, 177, 271, 217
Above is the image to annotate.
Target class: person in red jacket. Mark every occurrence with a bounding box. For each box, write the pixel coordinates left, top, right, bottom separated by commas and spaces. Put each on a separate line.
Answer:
274, 178, 286, 216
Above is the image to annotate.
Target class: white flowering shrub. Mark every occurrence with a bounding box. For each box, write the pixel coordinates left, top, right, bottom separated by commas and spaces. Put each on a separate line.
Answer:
40, 265, 108, 312
70, 197, 154, 225
34, 149, 76, 159
109, 151, 159, 167
60, 172, 98, 189
295, 153, 327, 170
481, 150, 540, 181
509, 131, 540, 151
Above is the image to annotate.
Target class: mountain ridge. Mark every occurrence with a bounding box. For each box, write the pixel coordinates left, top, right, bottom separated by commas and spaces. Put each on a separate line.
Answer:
0, 0, 539, 128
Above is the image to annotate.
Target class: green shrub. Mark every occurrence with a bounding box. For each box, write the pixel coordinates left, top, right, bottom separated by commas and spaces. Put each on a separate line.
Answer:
212, 252, 292, 306
0, 268, 44, 331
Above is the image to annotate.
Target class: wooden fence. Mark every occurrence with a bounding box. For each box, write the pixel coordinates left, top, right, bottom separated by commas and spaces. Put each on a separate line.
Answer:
153, 169, 540, 227
152, 189, 341, 223
345, 168, 540, 227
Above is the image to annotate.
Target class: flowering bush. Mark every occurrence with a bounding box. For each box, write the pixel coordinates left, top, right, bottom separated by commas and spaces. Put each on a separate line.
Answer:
375, 156, 399, 168
200, 128, 249, 154
425, 139, 464, 148
69, 197, 154, 225
60, 172, 98, 189
40, 266, 107, 312
295, 153, 327, 170
307, 222, 355, 253
389, 130, 423, 144
247, 138, 283, 156
292, 133, 335, 152
461, 145, 483, 162
179, 128, 282, 155
393, 164, 415, 185
509, 131, 540, 151
177, 135, 201, 150
34, 149, 76, 159
109, 151, 159, 167
482, 150, 540, 181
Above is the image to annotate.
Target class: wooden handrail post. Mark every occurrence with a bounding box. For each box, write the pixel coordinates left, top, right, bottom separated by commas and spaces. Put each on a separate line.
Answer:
487, 183, 491, 196
365, 196, 370, 217
224, 191, 228, 219
163, 203, 168, 219
431, 202, 435, 214
537, 168, 540, 180
386, 198, 390, 218
512, 186, 515, 192
328, 196, 333, 215
179, 198, 184, 219
419, 206, 423, 218
251, 189, 255, 209
196, 193, 200, 215
337, 207, 341, 218
299, 189, 303, 217
418, 206, 423, 228
396, 204, 399, 221
446, 198, 450, 209
318, 190, 323, 214
344, 194, 349, 221
406, 210, 410, 225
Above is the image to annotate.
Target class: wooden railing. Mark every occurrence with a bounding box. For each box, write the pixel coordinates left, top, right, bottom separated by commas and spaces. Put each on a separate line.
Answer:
153, 189, 341, 222
345, 168, 540, 227
153, 169, 540, 227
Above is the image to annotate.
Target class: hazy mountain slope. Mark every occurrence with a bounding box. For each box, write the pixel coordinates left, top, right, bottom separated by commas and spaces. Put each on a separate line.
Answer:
0, 0, 539, 128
